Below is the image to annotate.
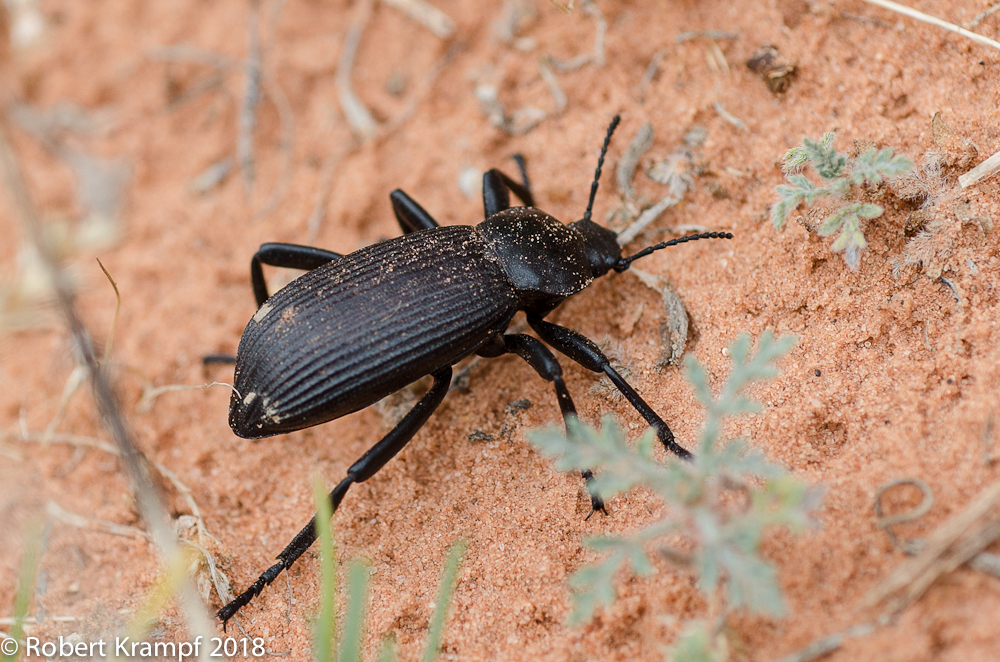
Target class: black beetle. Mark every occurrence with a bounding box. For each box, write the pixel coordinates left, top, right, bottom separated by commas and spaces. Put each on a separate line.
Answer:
216, 116, 732, 624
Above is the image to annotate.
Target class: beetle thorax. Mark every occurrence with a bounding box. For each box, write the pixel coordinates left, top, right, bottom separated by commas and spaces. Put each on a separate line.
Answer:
476, 207, 593, 311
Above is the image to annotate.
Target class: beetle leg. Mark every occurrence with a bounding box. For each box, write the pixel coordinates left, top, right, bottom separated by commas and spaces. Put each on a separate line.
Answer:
389, 189, 440, 233
512, 154, 531, 201
251, 243, 345, 307
527, 314, 692, 460
501, 333, 607, 517
482, 159, 535, 218
217, 366, 452, 627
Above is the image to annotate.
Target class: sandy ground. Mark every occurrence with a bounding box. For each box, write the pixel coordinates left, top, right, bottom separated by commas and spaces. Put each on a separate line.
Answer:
2, 0, 1000, 660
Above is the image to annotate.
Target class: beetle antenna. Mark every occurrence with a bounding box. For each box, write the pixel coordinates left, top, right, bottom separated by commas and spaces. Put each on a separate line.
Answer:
582, 114, 621, 224
614, 231, 734, 272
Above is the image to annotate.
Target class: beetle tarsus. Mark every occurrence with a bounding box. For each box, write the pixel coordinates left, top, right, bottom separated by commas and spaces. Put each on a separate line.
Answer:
583, 470, 607, 518
217, 369, 452, 624
217, 559, 285, 628
528, 315, 692, 459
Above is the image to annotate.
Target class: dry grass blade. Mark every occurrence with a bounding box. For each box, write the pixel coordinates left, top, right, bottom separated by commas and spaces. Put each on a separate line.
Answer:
537, 58, 567, 114
615, 194, 683, 245
249, 67, 296, 222
95, 258, 120, 358
866, 480, 1000, 613
713, 101, 748, 132
636, 48, 668, 99
138, 381, 238, 413
238, 2, 262, 199
0, 114, 216, 655
46, 500, 150, 540
337, 0, 379, 142
381, 0, 455, 38
616, 122, 653, 203
10, 428, 229, 601
147, 42, 295, 221
770, 623, 879, 662
861, 0, 1000, 51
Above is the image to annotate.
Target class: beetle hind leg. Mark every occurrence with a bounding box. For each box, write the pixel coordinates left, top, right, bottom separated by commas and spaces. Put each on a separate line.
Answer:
217, 367, 452, 627
501, 333, 606, 517
389, 189, 440, 234
527, 314, 692, 460
251, 243, 345, 307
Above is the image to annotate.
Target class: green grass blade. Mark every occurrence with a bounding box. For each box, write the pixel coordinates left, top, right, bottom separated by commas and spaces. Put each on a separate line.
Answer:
376, 634, 399, 662
313, 477, 337, 662
420, 540, 467, 662
338, 559, 370, 662
3, 519, 43, 662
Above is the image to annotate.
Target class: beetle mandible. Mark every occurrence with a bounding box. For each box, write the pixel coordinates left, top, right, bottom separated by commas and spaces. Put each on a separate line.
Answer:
216, 115, 732, 624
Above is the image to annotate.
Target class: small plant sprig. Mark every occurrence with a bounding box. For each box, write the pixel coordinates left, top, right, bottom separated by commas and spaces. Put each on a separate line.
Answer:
528, 331, 819, 634
312, 478, 466, 662
771, 133, 913, 269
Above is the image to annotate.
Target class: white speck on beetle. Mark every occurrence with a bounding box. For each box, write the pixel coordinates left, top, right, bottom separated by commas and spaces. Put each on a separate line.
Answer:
252, 301, 274, 323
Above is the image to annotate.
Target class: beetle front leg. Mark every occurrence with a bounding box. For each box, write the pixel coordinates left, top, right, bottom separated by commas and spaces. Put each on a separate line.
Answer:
217, 366, 452, 627
501, 333, 606, 517
527, 314, 692, 460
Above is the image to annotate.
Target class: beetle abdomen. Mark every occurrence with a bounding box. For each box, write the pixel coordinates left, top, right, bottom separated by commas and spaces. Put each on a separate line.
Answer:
230, 226, 519, 438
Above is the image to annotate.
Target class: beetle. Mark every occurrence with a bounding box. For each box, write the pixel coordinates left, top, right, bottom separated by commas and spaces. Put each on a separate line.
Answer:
216, 115, 732, 625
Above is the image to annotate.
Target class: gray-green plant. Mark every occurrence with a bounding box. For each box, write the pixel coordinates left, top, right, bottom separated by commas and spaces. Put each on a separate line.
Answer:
312, 479, 466, 662
528, 331, 819, 639
669, 621, 726, 662
771, 133, 912, 269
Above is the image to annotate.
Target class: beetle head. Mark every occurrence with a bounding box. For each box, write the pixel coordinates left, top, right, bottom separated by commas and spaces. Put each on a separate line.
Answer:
578, 114, 734, 276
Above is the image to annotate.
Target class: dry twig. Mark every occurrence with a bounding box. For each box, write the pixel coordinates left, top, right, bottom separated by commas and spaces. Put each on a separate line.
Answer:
866, 480, 1000, 613
959, 149, 1000, 189
770, 623, 880, 662
616, 194, 684, 245
861, 0, 1000, 51
968, 2, 1000, 29
675, 30, 738, 43
874, 477, 934, 555
545, 0, 605, 71
148, 43, 296, 221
